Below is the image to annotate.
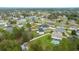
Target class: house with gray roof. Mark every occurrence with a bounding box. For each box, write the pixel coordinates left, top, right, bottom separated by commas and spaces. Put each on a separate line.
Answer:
37, 27, 44, 35
51, 29, 63, 45
69, 26, 77, 31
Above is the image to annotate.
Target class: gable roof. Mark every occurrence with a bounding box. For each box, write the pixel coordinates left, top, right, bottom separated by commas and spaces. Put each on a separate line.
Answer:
38, 28, 44, 32
51, 31, 62, 40
54, 27, 65, 33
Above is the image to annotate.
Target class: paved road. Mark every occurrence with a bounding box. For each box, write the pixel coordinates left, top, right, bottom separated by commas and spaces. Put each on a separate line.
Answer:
30, 33, 50, 42
21, 33, 50, 50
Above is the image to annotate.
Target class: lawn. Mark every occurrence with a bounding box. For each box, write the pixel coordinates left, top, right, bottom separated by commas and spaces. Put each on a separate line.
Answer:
28, 33, 53, 51
28, 33, 79, 51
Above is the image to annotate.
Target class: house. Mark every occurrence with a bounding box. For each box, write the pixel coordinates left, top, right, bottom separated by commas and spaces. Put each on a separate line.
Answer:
4, 25, 13, 32
29, 16, 36, 20
51, 31, 63, 45
37, 27, 44, 35
54, 27, 65, 33
69, 20, 76, 25
39, 24, 49, 30
13, 17, 19, 20
69, 26, 77, 31
51, 31, 63, 40
76, 30, 79, 36
17, 19, 26, 25
17, 24, 23, 28
63, 15, 67, 19
0, 22, 6, 27
20, 15, 24, 19
0, 16, 2, 20
49, 27, 55, 30
0, 20, 7, 28
26, 16, 36, 24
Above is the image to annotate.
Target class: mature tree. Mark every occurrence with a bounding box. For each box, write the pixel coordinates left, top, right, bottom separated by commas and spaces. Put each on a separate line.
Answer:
0, 40, 21, 51
71, 30, 76, 35
12, 26, 24, 39
26, 23, 32, 31
22, 30, 32, 43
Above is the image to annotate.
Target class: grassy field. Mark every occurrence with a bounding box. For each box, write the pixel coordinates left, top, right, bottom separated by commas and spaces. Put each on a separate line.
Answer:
28, 33, 79, 51
28, 34, 52, 51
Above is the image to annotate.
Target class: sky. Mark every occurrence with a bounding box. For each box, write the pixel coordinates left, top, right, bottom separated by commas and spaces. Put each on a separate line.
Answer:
0, 0, 79, 8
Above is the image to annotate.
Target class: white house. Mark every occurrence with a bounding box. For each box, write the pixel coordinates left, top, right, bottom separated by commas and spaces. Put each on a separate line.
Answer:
51, 31, 63, 40
0, 20, 7, 28
76, 30, 79, 36
17, 19, 26, 25
4, 25, 13, 32
51, 31, 63, 45
69, 26, 77, 31
54, 27, 65, 33
17, 24, 23, 28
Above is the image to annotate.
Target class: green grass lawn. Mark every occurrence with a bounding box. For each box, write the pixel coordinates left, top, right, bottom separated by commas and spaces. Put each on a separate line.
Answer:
28, 33, 79, 51
28, 34, 53, 51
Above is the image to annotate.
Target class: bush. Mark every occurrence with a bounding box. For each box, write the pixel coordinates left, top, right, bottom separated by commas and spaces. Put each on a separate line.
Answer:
59, 38, 76, 51
71, 30, 76, 35
0, 40, 21, 51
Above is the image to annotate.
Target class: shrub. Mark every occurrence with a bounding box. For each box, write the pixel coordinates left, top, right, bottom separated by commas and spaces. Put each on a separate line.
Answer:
0, 40, 21, 51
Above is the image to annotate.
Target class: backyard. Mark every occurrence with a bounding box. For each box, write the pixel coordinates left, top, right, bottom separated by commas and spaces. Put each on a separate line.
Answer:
28, 33, 79, 51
